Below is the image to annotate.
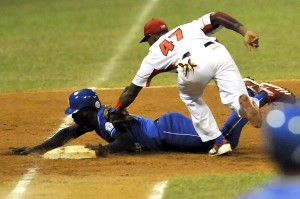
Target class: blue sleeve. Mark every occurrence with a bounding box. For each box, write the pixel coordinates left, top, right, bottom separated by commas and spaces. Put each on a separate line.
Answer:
96, 106, 118, 143
129, 116, 162, 151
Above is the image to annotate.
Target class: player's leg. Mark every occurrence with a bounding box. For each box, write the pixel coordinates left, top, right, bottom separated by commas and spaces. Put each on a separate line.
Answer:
243, 77, 296, 104
177, 51, 232, 156
178, 95, 232, 156
211, 46, 262, 128
221, 89, 268, 149
220, 77, 296, 149
155, 112, 214, 152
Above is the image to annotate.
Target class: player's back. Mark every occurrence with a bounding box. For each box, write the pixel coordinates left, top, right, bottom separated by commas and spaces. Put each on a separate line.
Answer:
147, 20, 219, 71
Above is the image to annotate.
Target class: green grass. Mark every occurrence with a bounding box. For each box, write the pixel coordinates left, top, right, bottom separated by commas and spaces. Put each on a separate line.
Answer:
0, 1, 297, 196
163, 172, 274, 199
0, 0, 299, 92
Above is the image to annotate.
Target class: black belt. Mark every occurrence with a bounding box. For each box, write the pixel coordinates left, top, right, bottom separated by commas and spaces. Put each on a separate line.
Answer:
182, 51, 191, 59
181, 42, 214, 60
204, 41, 214, 47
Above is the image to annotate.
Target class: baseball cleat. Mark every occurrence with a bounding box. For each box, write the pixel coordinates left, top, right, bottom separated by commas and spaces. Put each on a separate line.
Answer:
260, 82, 296, 104
243, 77, 263, 94
208, 139, 232, 156
239, 94, 262, 128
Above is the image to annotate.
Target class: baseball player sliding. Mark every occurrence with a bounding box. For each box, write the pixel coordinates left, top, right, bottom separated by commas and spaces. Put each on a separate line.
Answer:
106, 11, 262, 156
10, 79, 295, 157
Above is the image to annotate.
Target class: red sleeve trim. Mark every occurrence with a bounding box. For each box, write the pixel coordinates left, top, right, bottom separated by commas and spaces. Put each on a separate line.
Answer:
201, 24, 216, 34
115, 98, 124, 112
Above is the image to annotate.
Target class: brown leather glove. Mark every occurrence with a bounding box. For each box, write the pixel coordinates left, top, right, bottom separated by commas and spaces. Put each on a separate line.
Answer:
104, 105, 133, 124
244, 30, 259, 50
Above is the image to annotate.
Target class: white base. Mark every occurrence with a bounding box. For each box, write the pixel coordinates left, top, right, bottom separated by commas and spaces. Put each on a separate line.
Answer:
42, 145, 96, 159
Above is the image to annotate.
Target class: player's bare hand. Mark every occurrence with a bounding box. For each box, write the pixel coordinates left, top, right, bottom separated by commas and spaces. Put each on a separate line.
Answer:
85, 143, 109, 157
244, 30, 259, 50
9, 147, 33, 155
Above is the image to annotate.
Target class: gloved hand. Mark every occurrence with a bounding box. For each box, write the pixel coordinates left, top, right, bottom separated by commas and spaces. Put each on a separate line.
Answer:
104, 106, 133, 124
9, 147, 33, 155
85, 143, 109, 157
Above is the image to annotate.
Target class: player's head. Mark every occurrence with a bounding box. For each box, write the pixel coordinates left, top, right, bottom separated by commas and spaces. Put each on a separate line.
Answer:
264, 103, 300, 174
65, 88, 101, 115
140, 18, 168, 45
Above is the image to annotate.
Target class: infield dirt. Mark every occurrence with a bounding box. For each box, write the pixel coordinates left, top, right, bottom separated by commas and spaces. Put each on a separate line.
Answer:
0, 81, 299, 199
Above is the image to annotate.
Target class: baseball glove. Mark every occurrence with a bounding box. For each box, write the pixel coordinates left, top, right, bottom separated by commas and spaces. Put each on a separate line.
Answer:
104, 105, 133, 124
243, 30, 259, 50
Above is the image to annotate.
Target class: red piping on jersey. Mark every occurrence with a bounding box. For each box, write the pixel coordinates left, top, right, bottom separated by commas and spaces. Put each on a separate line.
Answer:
201, 24, 220, 43
146, 65, 177, 87
201, 24, 216, 34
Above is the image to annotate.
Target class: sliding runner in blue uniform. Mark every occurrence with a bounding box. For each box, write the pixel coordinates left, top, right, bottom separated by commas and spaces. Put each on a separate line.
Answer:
10, 78, 295, 156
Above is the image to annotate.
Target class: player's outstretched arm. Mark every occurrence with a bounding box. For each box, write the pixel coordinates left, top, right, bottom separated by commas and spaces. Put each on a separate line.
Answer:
116, 83, 143, 112
107, 83, 142, 123
210, 12, 259, 50
10, 125, 89, 155
86, 131, 136, 157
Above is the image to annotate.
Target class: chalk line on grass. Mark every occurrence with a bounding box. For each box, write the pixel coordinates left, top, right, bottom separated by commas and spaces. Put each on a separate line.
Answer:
94, 0, 160, 83
6, 1, 162, 198
148, 181, 168, 199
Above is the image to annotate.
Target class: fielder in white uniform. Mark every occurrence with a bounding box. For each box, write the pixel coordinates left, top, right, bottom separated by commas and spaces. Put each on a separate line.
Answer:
109, 11, 262, 156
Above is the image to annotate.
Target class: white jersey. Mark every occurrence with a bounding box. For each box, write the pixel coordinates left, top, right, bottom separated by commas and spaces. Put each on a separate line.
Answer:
132, 12, 251, 142
133, 13, 222, 87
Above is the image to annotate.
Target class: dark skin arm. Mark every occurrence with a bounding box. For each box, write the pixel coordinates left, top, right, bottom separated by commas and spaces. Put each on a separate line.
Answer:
210, 12, 243, 34
115, 83, 142, 113
10, 124, 89, 155
210, 12, 259, 49
104, 131, 136, 153
33, 124, 88, 151
86, 126, 136, 157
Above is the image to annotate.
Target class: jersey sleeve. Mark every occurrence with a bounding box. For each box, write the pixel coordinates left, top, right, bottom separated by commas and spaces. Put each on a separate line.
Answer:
132, 56, 156, 87
195, 12, 223, 36
132, 51, 177, 87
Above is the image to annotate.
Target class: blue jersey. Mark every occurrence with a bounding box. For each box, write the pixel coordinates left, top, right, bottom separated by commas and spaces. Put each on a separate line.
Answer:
95, 105, 117, 142
96, 105, 162, 151
96, 105, 214, 152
